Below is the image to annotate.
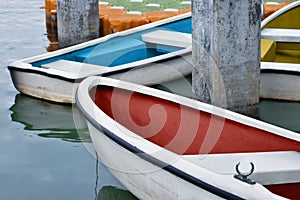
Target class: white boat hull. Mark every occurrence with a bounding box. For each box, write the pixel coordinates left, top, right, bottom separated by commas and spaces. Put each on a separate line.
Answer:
8, 13, 193, 104
9, 52, 192, 103
11, 59, 300, 103
76, 77, 298, 200
88, 122, 222, 200
10, 69, 77, 103
260, 1, 300, 101
260, 72, 300, 101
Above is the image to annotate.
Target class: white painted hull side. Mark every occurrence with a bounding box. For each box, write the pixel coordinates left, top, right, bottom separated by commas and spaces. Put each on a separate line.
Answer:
109, 53, 192, 86
260, 1, 300, 101
260, 73, 300, 101
8, 13, 192, 103
87, 122, 222, 200
10, 69, 77, 103
9, 51, 193, 103
12, 64, 300, 103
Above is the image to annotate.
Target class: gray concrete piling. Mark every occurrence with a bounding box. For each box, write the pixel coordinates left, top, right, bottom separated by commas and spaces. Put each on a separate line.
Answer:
192, 0, 261, 117
56, 0, 99, 48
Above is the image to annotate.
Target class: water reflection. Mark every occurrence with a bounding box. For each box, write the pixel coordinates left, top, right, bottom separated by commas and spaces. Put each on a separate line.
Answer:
259, 99, 300, 133
9, 93, 91, 143
8, 87, 299, 200
96, 186, 138, 200
8, 93, 137, 199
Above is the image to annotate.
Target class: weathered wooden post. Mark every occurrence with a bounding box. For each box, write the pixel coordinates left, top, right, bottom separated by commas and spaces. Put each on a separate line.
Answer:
192, 0, 261, 117
56, 0, 99, 48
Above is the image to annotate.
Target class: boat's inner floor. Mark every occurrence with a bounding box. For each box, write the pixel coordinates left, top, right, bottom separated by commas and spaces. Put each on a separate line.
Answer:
31, 29, 190, 68
274, 43, 300, 63
34, 42, 182, 68
93, 86, 300, 156
261, 39, 300, 63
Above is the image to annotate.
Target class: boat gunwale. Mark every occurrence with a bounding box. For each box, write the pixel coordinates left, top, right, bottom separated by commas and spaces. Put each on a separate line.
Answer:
261, 1, 300, 28
8, 47, 192, 80
75, 80, 241, 200
260, 1, 300, 66
80, 77, 300, 142
76, 76, 294, 199
261, 68, 300, 75
86, 116, 245, 200
261, 61, 300, 74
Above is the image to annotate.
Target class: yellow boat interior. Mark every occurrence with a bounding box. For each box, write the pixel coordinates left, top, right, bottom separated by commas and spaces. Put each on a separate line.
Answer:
261, 39, 300, 64
261, 4, 300, 64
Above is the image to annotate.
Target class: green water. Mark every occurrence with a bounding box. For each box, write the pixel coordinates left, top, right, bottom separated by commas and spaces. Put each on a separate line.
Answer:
0, 1, 137, 199
1, 1, 299, 200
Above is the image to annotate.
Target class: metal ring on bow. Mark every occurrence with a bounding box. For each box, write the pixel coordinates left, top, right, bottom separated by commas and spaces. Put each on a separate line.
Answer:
235, 162, 255, 177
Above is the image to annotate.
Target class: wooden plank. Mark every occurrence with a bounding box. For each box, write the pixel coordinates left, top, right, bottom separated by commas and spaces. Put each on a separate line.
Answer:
261, 28, 300, 42
141, 30, 192, 48
41, 60, 107, 77
261, 61, 300, 72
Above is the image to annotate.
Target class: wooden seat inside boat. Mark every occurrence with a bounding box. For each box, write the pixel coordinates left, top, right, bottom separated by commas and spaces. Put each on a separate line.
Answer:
182, 151, 300, 185
261, 61, 300, 72
41, 60, 107, 78
141, 30, 192, 48
261, 28, 300, 43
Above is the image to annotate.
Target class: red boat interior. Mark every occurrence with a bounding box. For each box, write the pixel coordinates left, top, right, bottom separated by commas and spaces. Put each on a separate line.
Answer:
92, 86, 300, 199
93, 86, 300, 155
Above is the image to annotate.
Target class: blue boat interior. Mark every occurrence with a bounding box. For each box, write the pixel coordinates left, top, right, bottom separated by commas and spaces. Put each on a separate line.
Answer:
32, 17, 191, 68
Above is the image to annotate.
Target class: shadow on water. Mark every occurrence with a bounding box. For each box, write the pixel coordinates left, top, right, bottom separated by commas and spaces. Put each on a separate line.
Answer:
9, 93, 91, 142
259, 99, 300, 133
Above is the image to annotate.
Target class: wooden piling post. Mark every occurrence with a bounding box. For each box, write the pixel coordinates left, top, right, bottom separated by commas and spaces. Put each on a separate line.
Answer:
56, 0, 99, 48
192, 0, 261, 117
